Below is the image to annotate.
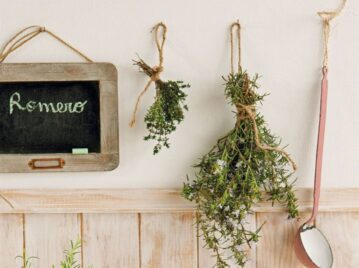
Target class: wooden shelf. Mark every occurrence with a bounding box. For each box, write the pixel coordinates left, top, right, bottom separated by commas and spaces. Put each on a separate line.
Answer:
0, 188, 358, 213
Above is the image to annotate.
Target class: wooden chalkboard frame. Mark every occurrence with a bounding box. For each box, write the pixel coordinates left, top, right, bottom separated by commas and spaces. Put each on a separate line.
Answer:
0, 63, 119, 172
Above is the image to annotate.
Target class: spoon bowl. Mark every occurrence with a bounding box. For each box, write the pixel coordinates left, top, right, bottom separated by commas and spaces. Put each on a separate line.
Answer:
294, 224, 333, 268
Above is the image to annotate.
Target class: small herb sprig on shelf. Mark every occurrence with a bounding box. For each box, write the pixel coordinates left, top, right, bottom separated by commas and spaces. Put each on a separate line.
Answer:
17, 238, 92, 268
183, 70, 298, 268
15, 252, 38, 268
134, 59, 189, 154
51, 238, 85, 268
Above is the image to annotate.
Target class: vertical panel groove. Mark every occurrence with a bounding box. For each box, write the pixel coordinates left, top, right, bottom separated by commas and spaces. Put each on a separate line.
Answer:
80, 213, 84, 268
196, 212, 199, 268
138, 213, 142, 268
22, 213, 26, 268
255, 212, 258, 268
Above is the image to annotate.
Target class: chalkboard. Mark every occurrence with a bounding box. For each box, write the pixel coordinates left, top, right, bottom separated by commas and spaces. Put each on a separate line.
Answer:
0, 81, 101, 154
0, 63, 118, 172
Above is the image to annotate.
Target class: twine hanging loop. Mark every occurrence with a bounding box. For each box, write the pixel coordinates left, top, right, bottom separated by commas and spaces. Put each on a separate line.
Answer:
0, 25, 93, 63
129, 22, 167, 128
154, 22, 167, 70
230, 20, 241, 74
318, 0, 347, 67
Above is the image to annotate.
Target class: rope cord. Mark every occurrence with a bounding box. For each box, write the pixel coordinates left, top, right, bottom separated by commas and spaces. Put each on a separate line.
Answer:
129, 22, 167, 128
0, 25, 93, 63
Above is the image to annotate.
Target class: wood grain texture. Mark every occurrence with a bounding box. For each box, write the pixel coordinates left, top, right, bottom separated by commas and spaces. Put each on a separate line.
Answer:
256, 212, 308, 268
1, 188, 359, 213
0, 63, 119, 172
25, 213, 81, 268
82, 213, 139, 268
0, 189, 194, 213
317, 212, 359, 268
0, 214, 23, 268
0, 63, 117, 82
198, 214, 256, 268
140, 213, 197, 268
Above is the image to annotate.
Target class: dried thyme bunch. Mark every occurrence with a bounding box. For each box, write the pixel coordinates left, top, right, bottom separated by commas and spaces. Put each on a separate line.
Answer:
183, 70, 298, 267
134, 59, 189, 154
129, 22, 190, 154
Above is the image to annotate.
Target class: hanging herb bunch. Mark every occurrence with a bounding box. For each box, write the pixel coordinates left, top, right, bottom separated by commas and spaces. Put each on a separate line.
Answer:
183, 22, 298, 267
129, 22, 190, 154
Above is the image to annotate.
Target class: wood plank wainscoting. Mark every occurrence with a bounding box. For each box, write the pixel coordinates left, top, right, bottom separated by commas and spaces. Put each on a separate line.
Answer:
0, 189, 358, 268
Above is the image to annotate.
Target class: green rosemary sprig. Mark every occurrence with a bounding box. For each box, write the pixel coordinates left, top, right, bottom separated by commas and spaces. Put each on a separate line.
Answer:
15, 252, 38, 268
52, 238, 82, 268
183, 70, 298, 268
134, 59, 189, 154
17, 238, 92, 268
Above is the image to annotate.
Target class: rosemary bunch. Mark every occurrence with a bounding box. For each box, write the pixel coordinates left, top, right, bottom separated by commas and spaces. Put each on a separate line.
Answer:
183, 70, 298, 267
134, 59, 189, 154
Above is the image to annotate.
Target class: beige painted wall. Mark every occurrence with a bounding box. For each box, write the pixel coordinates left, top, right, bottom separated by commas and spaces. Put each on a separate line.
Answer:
0, 0, 357, 188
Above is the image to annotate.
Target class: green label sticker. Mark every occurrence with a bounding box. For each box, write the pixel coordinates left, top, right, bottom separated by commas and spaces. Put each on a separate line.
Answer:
72, 148, 89, 155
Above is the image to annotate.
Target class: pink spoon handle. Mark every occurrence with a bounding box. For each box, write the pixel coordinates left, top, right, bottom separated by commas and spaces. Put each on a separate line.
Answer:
305, 66, 328, 226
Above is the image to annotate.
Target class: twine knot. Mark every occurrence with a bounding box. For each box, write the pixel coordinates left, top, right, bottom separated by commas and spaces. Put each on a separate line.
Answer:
235, 104, 253, 122
151, 66, 164, 81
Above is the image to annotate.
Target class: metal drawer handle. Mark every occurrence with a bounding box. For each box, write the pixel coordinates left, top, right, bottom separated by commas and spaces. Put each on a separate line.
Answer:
28, 158, 65, 170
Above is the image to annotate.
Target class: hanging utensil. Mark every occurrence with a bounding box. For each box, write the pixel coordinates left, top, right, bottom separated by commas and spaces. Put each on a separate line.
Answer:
294, 1, 347, 267
294, 66, 332, 268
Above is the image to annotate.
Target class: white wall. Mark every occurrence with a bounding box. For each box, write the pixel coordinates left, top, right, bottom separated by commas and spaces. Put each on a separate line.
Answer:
0, 0, 357, 188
